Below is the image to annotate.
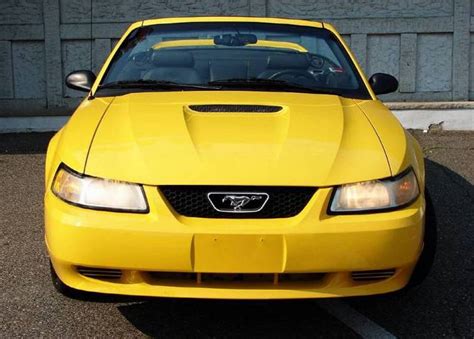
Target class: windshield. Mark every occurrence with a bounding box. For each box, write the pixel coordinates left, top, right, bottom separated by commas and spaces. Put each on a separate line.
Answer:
98, 22, 370, 99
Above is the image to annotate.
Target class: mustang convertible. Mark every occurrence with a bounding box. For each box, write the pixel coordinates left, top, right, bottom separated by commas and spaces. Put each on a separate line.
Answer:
45, 17, 436, 299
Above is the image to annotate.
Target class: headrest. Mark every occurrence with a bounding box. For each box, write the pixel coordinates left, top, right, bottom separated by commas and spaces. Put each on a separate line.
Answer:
152, 51, 195, 67
267, 54, 309, 69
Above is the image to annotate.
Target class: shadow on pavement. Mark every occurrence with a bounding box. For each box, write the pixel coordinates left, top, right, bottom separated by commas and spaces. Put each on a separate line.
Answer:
0, 132, 55, 154
117, 298, 357, 338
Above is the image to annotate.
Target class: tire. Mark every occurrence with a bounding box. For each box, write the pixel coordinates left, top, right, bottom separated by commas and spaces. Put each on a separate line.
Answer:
406, 189, 437, 288
49, 261, 86, 299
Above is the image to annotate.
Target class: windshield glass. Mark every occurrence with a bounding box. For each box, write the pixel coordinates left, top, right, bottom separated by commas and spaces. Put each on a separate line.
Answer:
99, 22, 370, 99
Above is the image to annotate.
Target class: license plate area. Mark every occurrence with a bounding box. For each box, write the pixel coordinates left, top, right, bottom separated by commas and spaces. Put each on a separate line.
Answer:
193, 234, 284, 273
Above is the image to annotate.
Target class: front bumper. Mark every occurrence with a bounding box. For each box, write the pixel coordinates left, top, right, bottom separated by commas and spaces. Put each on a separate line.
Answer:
45, 186, 424, 299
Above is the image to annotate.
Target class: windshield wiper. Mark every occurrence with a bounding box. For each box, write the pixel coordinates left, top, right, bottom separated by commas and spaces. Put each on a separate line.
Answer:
98, 79, 220, 91
208, 78, 338, 95
97, 78, 339, 96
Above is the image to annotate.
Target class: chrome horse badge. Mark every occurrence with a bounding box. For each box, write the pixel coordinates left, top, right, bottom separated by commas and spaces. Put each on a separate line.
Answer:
207, 192, 269, 213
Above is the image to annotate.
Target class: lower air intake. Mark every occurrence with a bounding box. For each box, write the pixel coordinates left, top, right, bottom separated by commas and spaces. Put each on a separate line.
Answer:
148, 272, 326, 285
77, 266, 122, 280
351, 269, 396, 281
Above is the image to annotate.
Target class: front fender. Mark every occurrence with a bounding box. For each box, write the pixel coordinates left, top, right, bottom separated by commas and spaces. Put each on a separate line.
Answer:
356, 100, 424, 187
45, 129, 63, 191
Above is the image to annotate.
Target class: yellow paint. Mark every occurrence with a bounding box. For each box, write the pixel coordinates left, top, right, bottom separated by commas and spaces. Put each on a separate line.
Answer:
152, 39, 308, 52
45, 17, 425, 299
80, 92, 391, 186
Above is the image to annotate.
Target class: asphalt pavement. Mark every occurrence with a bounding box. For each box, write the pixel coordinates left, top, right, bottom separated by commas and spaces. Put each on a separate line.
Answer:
0, 130, 473, 338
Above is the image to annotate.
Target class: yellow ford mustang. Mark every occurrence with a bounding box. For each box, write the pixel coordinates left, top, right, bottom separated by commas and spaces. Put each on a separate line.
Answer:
45, 17, 436, 299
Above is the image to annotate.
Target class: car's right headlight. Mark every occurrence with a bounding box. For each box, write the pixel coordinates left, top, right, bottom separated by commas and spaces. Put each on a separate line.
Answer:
329, 168, 420, 213
52, 165, 148, 213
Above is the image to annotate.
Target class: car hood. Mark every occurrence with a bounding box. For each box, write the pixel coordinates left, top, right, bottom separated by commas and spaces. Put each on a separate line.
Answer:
84, 91, 392, 186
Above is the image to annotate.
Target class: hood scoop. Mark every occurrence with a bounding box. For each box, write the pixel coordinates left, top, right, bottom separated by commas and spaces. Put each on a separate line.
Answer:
188, 104, 282, 113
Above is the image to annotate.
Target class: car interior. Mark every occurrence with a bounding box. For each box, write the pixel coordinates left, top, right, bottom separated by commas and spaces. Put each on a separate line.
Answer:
118, 48, 355, 89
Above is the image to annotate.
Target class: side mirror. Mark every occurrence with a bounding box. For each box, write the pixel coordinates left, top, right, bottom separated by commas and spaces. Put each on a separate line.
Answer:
65, 70, 96, 92
368, 73, 398, 95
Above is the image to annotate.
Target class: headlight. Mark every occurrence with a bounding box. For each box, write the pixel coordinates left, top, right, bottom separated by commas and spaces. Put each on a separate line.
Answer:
329, 168, 419, 213
52, 165, 148, 213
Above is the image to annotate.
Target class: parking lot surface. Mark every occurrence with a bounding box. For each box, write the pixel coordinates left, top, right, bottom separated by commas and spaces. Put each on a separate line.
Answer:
1, 131, 473, 338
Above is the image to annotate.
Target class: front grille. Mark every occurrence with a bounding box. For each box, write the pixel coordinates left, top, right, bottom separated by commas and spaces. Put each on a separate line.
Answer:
159, 186, 316, 218
351, 269, 396, 281
188, 104, 282, 113
77, 266, 122, 280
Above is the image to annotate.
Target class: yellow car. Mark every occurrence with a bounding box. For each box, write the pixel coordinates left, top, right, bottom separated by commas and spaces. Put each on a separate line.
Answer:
45, 17, 436, 299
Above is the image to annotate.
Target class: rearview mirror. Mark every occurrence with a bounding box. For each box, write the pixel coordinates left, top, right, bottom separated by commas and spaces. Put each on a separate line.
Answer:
65, 70, 96, 92
368, 73, 398, 95
213, 34, 258, 46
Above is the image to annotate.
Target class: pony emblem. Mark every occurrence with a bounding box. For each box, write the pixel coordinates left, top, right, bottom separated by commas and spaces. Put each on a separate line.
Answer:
222, 195, 262, 211
207, 192, 269, 213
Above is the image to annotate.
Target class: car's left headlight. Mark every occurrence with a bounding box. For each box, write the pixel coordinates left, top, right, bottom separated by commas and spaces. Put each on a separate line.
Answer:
329, 168, 420, 213
52, 165, 148, 213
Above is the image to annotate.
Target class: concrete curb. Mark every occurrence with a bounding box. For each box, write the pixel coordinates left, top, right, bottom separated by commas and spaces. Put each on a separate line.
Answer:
392, 109, 473, 131
386, 101, 474, 110
0, 106, 473, 133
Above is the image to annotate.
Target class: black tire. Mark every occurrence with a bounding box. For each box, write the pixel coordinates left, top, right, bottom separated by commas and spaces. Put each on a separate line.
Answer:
406, 189, 437, 288
49, 261, 86, 299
